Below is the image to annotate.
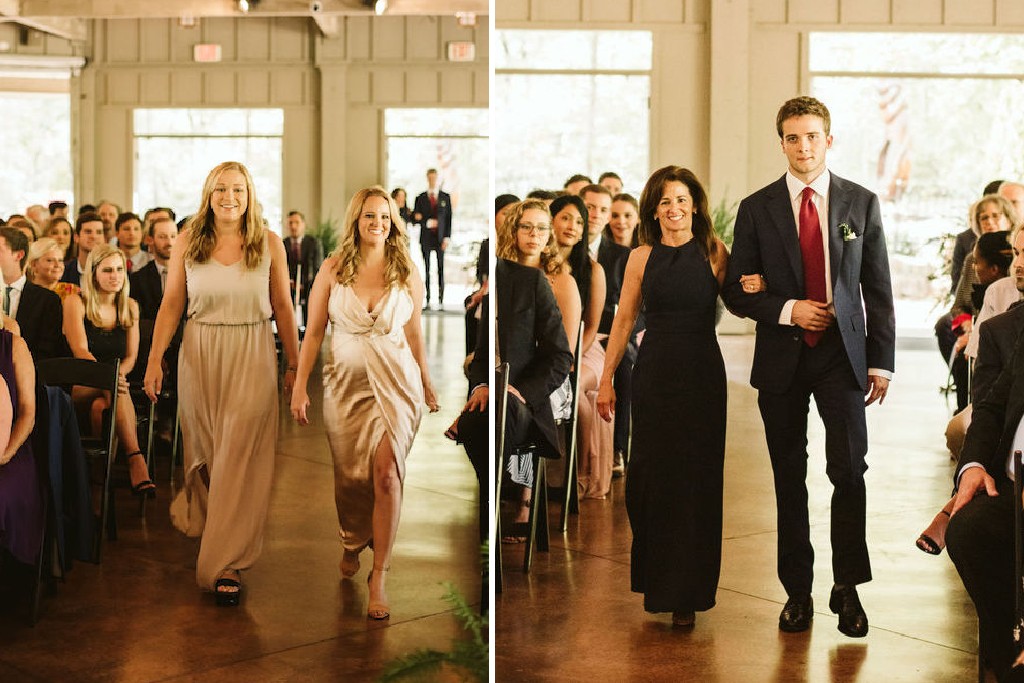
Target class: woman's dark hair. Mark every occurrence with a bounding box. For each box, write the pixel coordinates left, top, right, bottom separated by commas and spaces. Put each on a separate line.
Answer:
638, 165, 715, 257
495, 193, 520, 216
549, 193, 592, 312
976, 230, 1013, 273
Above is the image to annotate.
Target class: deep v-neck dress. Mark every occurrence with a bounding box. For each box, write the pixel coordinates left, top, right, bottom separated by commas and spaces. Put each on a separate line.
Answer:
322, 283, 424, 551
171, 250, 278, 590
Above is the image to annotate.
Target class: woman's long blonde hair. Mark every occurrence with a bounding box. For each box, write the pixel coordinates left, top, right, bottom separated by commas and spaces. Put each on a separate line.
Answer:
81, 244, 134, 329
183, 161, 265, 269
333, 186, 413, 288
495, 199, 564, 275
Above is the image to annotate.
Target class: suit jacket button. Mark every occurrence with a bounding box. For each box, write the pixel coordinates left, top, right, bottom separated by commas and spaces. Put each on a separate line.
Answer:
793, 335, 800, 341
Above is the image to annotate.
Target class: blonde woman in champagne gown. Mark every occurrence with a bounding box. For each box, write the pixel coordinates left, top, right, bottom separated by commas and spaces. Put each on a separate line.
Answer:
292, 186, 439, 620
144, 161, 299, 606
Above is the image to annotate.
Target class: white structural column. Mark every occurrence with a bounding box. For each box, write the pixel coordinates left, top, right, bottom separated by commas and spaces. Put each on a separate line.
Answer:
708, 0, 750, 203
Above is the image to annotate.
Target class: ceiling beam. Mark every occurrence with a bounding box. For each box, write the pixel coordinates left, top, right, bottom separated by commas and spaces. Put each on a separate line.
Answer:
12, 0, 486, 19
0, 16, 88, 41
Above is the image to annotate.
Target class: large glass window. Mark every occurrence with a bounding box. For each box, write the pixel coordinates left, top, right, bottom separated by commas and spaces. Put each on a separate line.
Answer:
133, 108, 284, 231
495, 30, 652, 197
384, 107, 489, 303
809, 32, 1024, 333
0, 91, 72, 216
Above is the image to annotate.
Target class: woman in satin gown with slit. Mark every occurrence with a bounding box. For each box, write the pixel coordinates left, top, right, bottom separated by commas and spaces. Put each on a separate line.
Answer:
291, 186, 439, 620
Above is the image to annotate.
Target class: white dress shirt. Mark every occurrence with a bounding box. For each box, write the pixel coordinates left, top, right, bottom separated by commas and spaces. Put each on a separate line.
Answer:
3, 273, 26, 319
778, 169, 892, 381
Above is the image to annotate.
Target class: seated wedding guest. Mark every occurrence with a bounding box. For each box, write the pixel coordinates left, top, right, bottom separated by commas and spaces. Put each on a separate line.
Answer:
0, 227, 64, 361
598, 171, 623, 196
97, 201, 120, 244
919, 228, 1024, 555
60, 212, 106, 288
525, 189, 557, 207
943, 198, 1016, 410
449, 257, 572, 546
496, 198, 579, 539
563, 174, 592, 196
62, 244, 155, 497
550, 193, 611, 499
45, 216, 75, 261
116, 212, 151, 272
7, 215, 37, 244
946, 325, 1024, 682
26, 237, 79, 301
0, 316, 43, 570
25, 204, 47, 234
605, 193, 640, 249
465, 194, 517, 356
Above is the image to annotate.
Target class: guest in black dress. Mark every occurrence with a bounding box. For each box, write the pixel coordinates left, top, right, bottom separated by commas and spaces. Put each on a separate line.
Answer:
0, 321, 44, 567
62, 244, 155, 497
597, 166, 733, 627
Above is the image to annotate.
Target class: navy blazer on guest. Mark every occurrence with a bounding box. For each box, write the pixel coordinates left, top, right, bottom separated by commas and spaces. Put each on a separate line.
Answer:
413, 190, 453, 245
722, 172, 896, 393
469, 259, 572, 459
283, 234, 324, 300
16, 281, 65, 362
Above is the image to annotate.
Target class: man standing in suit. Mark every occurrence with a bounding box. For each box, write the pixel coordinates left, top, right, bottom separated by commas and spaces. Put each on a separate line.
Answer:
60, 212, 106, 287
723, 96, 896, 638
413, 168, 453, 310
582, 183, 632, 475
131, 216, 178, 322
282, 210, 323, 328
0, 227, 64, 361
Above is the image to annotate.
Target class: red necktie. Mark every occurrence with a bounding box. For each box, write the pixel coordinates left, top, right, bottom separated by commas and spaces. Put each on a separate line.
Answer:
126, 258, 133, 273
291, 239, 300, 262
799, 186, 826, 347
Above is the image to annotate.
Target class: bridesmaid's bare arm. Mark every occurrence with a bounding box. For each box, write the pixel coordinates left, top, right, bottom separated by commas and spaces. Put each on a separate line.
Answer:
402, 269, 439, 412
291, 255, 339, 425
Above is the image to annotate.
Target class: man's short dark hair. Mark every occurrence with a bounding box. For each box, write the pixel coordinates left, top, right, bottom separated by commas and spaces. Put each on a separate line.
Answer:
48, 201, 67, 215
0, 226, 29, 270
115, 212, 141, 230
288, 210, 305, 221
563, 174, 593, 189
426, 168, 438, 175
985, 179, 1008, 196
579, 183, 613, 200
76, 212, 103, 234
598, 171, 622, 183
775, 96, 832, 138
77, 204, 96, 216
525, 189, 557, 201
144, 206, 177, 223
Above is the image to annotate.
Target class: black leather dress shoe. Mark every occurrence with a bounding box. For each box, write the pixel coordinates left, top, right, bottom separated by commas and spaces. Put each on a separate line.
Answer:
779, 594, 813, 632
829, 585, 868, 638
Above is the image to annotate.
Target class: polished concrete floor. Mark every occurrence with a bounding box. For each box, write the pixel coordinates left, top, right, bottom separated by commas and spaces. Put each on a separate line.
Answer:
0, 311, 481, 682
497, 335, 982, 682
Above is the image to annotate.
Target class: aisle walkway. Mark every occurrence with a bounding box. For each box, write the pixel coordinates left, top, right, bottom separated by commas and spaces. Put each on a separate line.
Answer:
496, 336, 979, 682
0, 312, 479, 682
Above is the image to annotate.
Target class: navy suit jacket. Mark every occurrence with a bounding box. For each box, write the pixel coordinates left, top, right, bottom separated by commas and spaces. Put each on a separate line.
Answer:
283, 234, 323, 299
469, 259, 572, 458
16, 281, 65, 361
972, 303, 1024, 403
413, 190, 453, 245
597, 236, 630, 335
722, 172, 896, 392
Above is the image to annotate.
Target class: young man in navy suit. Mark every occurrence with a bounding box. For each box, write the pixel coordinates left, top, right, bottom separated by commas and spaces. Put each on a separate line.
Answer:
413, 168, 453, 310
723, 96, 896, 638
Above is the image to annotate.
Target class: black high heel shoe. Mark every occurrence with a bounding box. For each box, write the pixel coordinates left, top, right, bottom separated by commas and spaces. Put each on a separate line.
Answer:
127, 451, 156, 499
215, 570, 242, 607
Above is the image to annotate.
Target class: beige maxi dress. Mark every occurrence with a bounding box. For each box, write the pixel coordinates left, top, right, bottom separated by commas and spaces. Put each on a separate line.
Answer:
170, 249, 278, 590
322, 283, 423, 552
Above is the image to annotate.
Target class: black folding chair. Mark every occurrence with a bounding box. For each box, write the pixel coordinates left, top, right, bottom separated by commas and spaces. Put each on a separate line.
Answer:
524, 321, 585, 572
36, 358, 120, 563
494, 362, 510, 595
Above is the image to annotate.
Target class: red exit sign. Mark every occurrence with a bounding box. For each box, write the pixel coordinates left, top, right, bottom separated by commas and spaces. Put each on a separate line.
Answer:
193, 44, 222, 62
447, 41, 475, 62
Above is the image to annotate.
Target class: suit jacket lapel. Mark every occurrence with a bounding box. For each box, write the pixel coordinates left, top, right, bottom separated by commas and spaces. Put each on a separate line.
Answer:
827, 174, 850, 287
766, 177, 804, 283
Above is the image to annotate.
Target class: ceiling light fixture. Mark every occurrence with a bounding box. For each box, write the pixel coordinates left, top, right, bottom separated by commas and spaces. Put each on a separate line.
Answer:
238, 0, 249, 11
374, 0, 388, 15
